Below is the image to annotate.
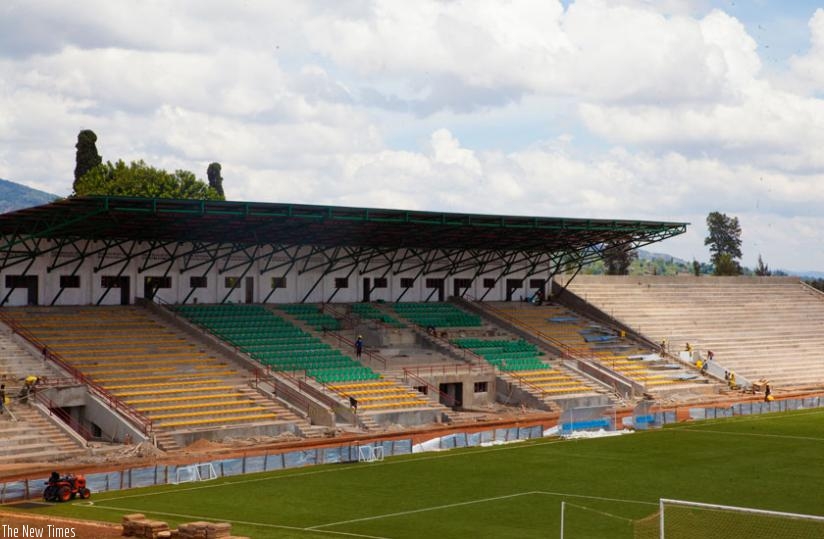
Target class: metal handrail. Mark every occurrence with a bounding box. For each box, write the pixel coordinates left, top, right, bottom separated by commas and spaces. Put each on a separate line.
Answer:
0, 311, 153, 435
34, 391, 95, 441
327, 332, 387, 369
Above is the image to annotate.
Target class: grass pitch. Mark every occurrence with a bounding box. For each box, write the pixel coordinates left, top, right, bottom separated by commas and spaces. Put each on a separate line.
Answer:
11, 408, 824, 538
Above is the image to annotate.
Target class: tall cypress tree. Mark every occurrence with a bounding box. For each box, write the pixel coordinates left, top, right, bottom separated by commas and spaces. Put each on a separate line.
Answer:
73, 130, 102, 194
207, 162, 225, 198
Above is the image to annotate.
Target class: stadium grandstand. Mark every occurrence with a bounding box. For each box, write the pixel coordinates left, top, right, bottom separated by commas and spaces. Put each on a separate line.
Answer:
0, 194, 819, 464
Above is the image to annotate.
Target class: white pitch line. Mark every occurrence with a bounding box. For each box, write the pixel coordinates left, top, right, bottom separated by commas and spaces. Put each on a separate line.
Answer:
97, 437, 568, 503
533, 490, 657, 506
307, 491, 541, 529
309, 489, 657, 530
85, 503, 391, 539
668, 427, 824, 443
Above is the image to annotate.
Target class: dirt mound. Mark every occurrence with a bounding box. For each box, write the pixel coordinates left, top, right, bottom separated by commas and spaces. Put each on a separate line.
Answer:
183, 438, 225, 452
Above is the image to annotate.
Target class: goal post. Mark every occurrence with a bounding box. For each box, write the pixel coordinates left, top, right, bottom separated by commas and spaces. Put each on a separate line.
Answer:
357, 445, 384, 463
560, 498, 824, 538
172, 463, 218, 485
648, 498, 824, 539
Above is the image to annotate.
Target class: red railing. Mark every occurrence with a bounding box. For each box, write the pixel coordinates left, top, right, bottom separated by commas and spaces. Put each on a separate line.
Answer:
0, 311, 153, 435
33, 391, 95, 441
402, 363, 493, 377
327, 332, 387, 369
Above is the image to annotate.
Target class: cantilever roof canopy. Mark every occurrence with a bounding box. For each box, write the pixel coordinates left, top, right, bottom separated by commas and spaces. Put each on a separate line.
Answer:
0, 196, 687, 253
0, 196, 688, 304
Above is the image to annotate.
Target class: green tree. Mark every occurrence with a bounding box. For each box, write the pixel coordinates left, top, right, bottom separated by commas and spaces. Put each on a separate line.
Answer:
602, 241, 638, 275
73, 130, 102, 194
705, 211, 742, 275
713, 253, 740, 276
692, 259, 701, 276
754, 254, 771, 276
207, 162, 225, 198
75, 159, 224, 200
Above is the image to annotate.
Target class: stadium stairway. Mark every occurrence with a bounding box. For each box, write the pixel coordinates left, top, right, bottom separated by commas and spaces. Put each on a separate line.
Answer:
1, 306, 300, 450
0, 328, 87, 464
0, 404, 86, 464
559, 275, 824, 389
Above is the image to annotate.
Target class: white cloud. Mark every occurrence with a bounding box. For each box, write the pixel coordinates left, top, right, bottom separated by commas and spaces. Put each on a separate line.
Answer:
1, 0, 824, 272
789, 9, 824, 92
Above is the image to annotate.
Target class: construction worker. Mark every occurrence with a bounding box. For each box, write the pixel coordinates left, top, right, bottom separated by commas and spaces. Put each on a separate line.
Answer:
0, 383, 5, 414
355, 335, 364, 359
19, 375, 40, 405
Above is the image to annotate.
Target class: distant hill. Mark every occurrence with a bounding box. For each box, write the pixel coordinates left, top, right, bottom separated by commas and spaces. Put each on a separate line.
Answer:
0, 178, 59, 213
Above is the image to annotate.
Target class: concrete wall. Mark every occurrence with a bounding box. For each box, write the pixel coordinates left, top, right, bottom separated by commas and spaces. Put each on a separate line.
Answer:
414, 372, 497, 408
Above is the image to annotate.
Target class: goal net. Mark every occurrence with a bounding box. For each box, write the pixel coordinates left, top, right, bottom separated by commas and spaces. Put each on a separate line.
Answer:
357, 445, 385, 463
633, 499, 824, 539
172, 463, 218, 485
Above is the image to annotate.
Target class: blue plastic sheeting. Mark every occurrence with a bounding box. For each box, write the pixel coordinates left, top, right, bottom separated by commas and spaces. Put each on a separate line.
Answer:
560, 419, 611, 434
265, 453, 285, 471
85, 472, 111, 493
495, 428, 508, 442
467, 432, 482, 446
803, 397, 822, 408
582, 334, 616, 343
441, 435, 457, 450
549, 316, 578, 323
454, 433, 468, 448
284, 450, 318, 468
246, 456, 265, 474
323, 447, 343, 464
131, 466, 159, 488
660, 412, 676, 424
219, 459, 244, 477
1, 482, 27, 503
393, 439, 412, 455
481, 430, 495, 444
381, 441, 394, 456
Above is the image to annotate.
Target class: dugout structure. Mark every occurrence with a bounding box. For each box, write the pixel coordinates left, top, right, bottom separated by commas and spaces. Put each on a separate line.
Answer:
0, 196, 686, 306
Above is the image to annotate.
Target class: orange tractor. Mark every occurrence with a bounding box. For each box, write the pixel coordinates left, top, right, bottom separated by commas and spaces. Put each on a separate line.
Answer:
43, 471, 90, 502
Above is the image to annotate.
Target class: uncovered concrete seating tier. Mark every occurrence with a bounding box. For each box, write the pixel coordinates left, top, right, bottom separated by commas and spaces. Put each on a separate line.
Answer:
3, 306, 279, 432
350, 303, 406, 328
486, 302, 701, 391
176, 304, 430, 411
563, 275, 824, 387
392, 302, 482, 328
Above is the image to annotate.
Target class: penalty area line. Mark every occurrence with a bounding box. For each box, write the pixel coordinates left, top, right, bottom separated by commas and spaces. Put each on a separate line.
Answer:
308, 491, 541, 529
309, 489, 657, 530
82, 503, 390, 539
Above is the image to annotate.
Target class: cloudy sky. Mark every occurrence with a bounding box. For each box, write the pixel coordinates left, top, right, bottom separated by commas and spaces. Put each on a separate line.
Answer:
2, 0, 824, 271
